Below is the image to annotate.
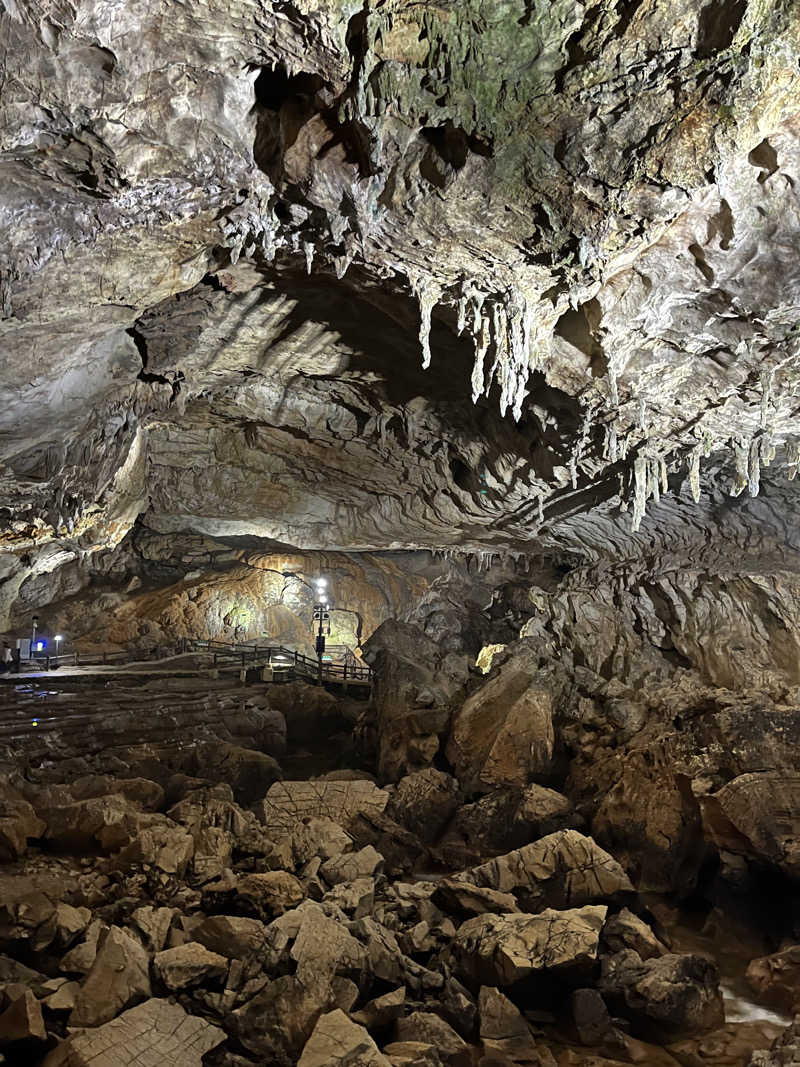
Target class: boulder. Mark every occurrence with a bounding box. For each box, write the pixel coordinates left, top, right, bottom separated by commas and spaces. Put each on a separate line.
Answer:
115, 820, 195, 876
153, 942, 228, 991
70, 775, 165, 811
323, 877, 375, 919
598, 949, 724, 1041
42, 997, 224, 1066
384, 1042, 444, 1066
567, 988, 616, 1046
395, 1012, 472, 1067
386, 769, 462, 844
433, 878, 520, 918
193, 914, 270, 961
129, 905, 177, 952
746, 945, 800, 1013
260, 780, 389, 838
233, 972, 337, 1065
189, 743, 282, 806
446, 655, 553, 792
514, 784, 577, 839
234, 871, 305, 918
0, 782, 46, 860
0, 988, 46, 1046
701, 772, 800, 879
298, 1009, 391, 1066
284, 817, 353, 867
601, 908, 668, 962
42, 794, 137, 850
352, 986, 406, 1029
450, 905, 607, 987
70, 925, 152, 1027
349, 810, 428, 876
266, 682, 341, 745
749, 1016, 800, 1066
320, 845, 384, 886
455, 830, 633, 911
479, 985, 540, 1063
436, 790, 528, 868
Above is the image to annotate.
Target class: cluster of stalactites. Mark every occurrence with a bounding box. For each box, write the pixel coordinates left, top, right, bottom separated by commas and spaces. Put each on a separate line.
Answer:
729, 431, 776, 497
410, 275, 538, 421
630, 449, 669, 532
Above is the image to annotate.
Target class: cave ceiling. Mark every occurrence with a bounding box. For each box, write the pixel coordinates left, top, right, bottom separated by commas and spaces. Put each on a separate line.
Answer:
2, 0, 800, 581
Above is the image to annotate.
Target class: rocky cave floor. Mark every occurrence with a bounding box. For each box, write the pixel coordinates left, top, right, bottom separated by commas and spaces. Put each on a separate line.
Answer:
1, 621, 800, 1067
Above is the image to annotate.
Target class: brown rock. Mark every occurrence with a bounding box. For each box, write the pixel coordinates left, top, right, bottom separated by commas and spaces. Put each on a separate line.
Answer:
129, 905, 177, 952
70, 925, 152, 1027
193, 914, 269, 961
479, 985, 540, 1063
598, 949, 724, 1042
746, 945, 800, 1013
455, 829, 633, 911
42, 997, 224, 1066
320, 844, 384, 886
235, 871, 305, 918
602, 908, 668, 961
233, 972, 337, 1065
0, 989, 46, 1046
0, 782, 46, 860
395, 1012, 472, 1067
446, 656, 553, 791
384, 1042, 444, 1066
298, 1009, 391, 1066
433, 878, 520, 917
154, 942, 228, 991
352, 986, 406, 1029
260, 780, 389, 838
451, 906, 607, 987
386, 769, 462, 844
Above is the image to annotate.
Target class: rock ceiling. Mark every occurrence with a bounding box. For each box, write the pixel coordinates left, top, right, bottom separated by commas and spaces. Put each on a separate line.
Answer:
2, 0, 800, 585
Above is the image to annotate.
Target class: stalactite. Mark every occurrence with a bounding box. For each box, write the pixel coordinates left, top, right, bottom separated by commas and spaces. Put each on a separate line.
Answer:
471, 314, 491, 404
631, 455, 648, 531
407, 271, 441, 371
637, 396, 647, 433
748, 437, 761, 497
688, 447, 701, 503
303, 242, 315, 275
730, 437, 748, 496
538, 493, 544, 524
659, 458, 668, 494
786, 440, 800, 480
760, 367, 774, 430
760, 431, 776, 467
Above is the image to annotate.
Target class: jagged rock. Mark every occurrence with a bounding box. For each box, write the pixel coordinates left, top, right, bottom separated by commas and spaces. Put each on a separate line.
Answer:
153, 943, 228, 991
0, 782, 46, 860
260, 780, 389, 838
233, 972, 337, 1065
70, 925, 152, 1027
282, 817, 354, 868
44, 981, 80, 1012
129, 905, 177, 952
479, 985, 541, 1064
567, 988, 616, 1047
193, 914, 270, 961
351, 916, 443, 994
383, 1042, 444, 1067
446, 653, 553, 791
70, 775, 165, 811
395, 1012, 472, 1067
0, 989, 46, 1046
601, 908, 668, 962
749, 1016, 800, 1066
514, 785, 577, 839
234, 871, 305, 918
450, 906, 607, 987
598, 949, 724, 1042
433, 878, 520, 918
455, 830, 633, 911
348, 810, 428, 876
436, 790, 529, 868
42, 997, 224, 1066
60, 919, 106, 976
41, 795, 138, 850
701, 771, 800, 879
53, 903, 92, 948
352, 986, 406, 1030
746, 945, 800, 1014
298, 1009, 391, 1066
320, 845, 384, 886
115, 820, 195, 876
188, 743, 282, 806
440, 977, 477, 1038
323, 876, 375, 918
386, 769, 462, 844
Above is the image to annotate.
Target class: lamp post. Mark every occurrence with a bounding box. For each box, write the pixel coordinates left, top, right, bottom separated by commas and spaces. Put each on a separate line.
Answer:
31, 615, 38, 658
312, 578, 331, 684
54, 635, 62, 664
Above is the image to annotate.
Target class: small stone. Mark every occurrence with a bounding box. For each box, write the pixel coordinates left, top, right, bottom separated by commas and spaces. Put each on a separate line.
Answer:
154, 943, 228, 991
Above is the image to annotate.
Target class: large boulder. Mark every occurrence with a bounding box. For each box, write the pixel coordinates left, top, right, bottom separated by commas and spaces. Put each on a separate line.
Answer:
233, 973, 337, 1065
298, 1009, 391, 1066
478, 985, 541, 1064
386, 769, 462, 844
42, 998, 224, 1067
746, 945, 800, 1014
454, 830, 633, 911
260, 779, 389, 838
701, 772, 800, 879
153, 943, 228, 991
446, 653, 553, 792
450, 905, 607, 986
394, 1012, 471, 1067
193, 914, 270, 961
598, 949, 724, 1042
70, 926, 151, 1027
365, 620, 468, 782
0, 781, 46, 861
188, 743, 282, 806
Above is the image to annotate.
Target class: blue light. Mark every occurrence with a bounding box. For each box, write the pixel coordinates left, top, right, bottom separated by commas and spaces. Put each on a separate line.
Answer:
35, 641, 45, 651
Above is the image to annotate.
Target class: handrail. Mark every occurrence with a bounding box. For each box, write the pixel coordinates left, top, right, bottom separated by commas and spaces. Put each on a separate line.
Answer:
22, 636, 372, 683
